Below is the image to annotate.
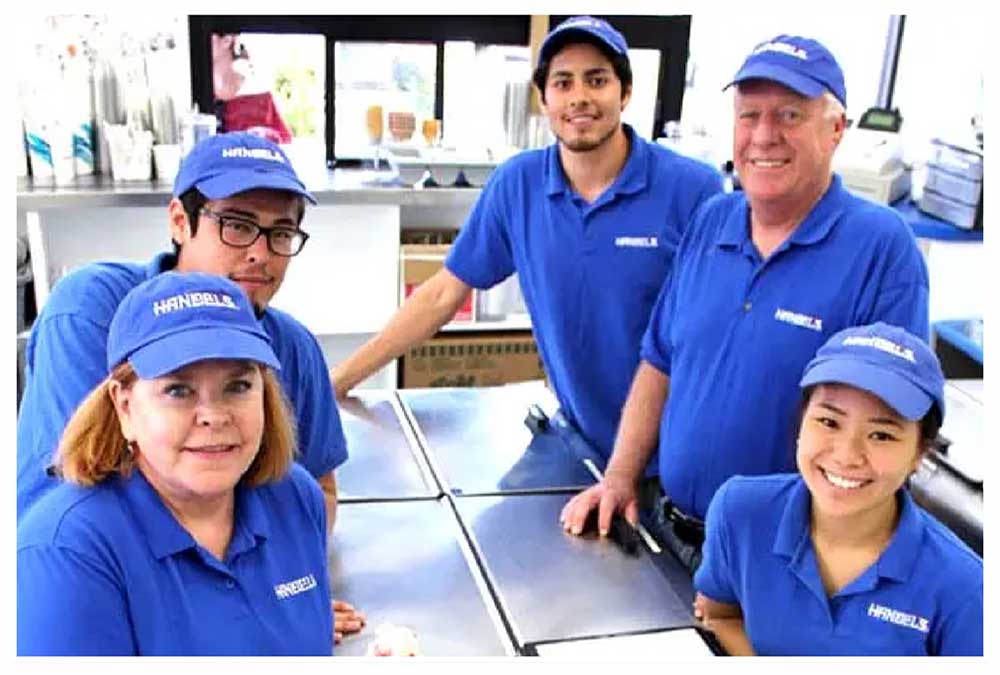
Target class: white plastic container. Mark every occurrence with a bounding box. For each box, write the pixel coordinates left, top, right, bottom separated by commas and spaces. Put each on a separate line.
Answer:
152, 143, 182, 184
104, 121, 153, 182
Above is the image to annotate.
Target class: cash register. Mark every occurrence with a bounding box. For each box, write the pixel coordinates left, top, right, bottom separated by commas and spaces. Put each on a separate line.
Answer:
833, 106, 911, 204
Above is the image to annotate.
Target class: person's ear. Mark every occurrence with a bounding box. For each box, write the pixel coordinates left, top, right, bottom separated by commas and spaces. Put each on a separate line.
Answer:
830, 111, 847, 149
620, 84, 632, 112
168, 198, 193, 247
108, 379, 136, 444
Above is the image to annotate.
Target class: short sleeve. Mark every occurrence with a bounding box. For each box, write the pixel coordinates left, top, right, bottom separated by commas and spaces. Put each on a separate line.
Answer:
932, 586, 983, 656
693, 478, 740, 605
17, 543, 134, 655
17, 313, 112, 516
445, 168, 515, 289
639, 270, 677, 375
291, 331, 348, 477
859, 215, 930, 341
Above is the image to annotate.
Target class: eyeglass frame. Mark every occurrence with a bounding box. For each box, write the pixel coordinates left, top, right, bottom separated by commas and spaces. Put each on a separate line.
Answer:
198, 207, 311, 257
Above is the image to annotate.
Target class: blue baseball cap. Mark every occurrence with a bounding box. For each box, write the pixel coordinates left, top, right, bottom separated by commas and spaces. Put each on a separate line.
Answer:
107, 272, 281, 379
173, 132, 316, 205
725, 34, 847, 108
539, 16, 629, 62
800, 322, 945, 421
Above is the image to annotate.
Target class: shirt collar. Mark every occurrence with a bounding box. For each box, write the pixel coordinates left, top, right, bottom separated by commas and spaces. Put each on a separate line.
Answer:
544, 123, 648, 198
116, 469, 271, 561
715, 174, 849, 250
773, 478, 925, 584
873, 489, 924, 583
773, 477, 812, 559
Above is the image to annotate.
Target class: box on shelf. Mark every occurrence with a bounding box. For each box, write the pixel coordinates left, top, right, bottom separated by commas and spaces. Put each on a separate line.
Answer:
400, 332, 546, 388
400, 242, 475, 322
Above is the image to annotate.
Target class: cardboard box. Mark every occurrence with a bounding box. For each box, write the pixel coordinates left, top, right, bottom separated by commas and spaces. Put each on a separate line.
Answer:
400, 243, 475, 322
400, 332, 546, 388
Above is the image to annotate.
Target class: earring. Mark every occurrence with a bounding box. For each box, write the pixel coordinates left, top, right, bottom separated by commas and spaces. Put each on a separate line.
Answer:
125, 440, 138, 457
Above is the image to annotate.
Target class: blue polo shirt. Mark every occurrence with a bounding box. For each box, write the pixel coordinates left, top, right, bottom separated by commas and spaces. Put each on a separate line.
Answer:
17, 464, 334, 655
16, 252, 348, 520
446, 124, 722, 465
694, 475, 983, 656
641, 175, 928, 517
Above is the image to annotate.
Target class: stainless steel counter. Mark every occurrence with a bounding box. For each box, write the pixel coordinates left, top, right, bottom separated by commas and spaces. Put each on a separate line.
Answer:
336, 391, 439, 500
329, 499, 514, 656
16, 171, 482, 210
399, 383, 596, 495
456, 493, 696, 649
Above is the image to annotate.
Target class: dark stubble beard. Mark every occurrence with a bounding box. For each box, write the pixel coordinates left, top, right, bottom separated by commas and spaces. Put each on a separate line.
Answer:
554, 120, 620, 153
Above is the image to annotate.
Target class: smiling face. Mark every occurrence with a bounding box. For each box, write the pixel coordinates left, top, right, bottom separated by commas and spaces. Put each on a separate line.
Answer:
110, 359, 265, 510
542, 42, 631, 153
733, 79, 845, 210
796, 384, 923, 528
170, 189, 303, 312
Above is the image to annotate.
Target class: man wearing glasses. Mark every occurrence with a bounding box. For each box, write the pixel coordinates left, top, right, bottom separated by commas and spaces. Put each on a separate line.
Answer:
17, 132, 365, 641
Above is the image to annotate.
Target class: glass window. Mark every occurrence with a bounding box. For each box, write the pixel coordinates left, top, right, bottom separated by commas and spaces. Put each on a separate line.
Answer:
892, 15, 984, 168
442, 43, 662, 152
212, 33, 325, 143
211, 33, 326, 183
334, 41, 436, 159
621, 48, 661, 140
681, 13, 892, 167
444, 42, 532, 153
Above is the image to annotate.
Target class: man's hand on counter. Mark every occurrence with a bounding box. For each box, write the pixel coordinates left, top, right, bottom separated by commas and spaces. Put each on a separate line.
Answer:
330, 365, 352, 401
333, 600, 366, 644
559, 470, 639, 537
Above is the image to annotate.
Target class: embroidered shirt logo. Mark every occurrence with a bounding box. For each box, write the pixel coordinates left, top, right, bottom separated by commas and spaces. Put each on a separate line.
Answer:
221, 147, 286, 163
152, 292, 238, 316
752, 41, 808, 60
843, 336, 917, 363
615, 236, 658, 248
773, 308, 823, 332
274, 573, 318, 600
867, 602, 930, 634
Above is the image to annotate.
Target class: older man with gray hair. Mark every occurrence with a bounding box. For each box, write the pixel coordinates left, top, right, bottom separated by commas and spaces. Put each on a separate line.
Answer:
561, 35, 930, 574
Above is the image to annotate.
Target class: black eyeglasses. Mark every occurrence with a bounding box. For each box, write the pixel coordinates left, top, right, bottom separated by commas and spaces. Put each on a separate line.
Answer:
199, 208, 310, 257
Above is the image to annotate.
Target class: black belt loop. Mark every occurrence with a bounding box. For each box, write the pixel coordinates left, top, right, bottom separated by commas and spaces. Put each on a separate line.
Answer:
660, 495, 705, 547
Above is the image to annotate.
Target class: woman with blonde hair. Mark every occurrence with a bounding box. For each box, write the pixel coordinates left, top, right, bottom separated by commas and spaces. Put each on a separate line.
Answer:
17, 272, 334, 655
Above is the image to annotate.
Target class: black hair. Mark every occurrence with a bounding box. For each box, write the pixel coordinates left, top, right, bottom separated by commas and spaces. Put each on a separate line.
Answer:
173, 188, 209, 257
795, 385, 944, 456
531, 31, 632, 104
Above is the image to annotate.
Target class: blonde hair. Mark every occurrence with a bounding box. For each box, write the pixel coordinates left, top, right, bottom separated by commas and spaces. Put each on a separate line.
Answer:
57, 361, 297, 487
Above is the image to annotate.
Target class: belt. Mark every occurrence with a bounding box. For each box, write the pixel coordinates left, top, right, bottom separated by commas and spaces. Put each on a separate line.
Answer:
660, 497, 705, 547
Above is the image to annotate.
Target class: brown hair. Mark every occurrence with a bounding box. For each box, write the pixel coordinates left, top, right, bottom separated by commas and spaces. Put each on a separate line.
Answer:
56, 361, 297, 487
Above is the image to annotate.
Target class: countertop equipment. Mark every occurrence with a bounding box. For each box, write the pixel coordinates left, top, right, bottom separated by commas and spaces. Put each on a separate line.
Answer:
919, 137, 983, 230
834, 107, 910, 204
385, 145, 500, 188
